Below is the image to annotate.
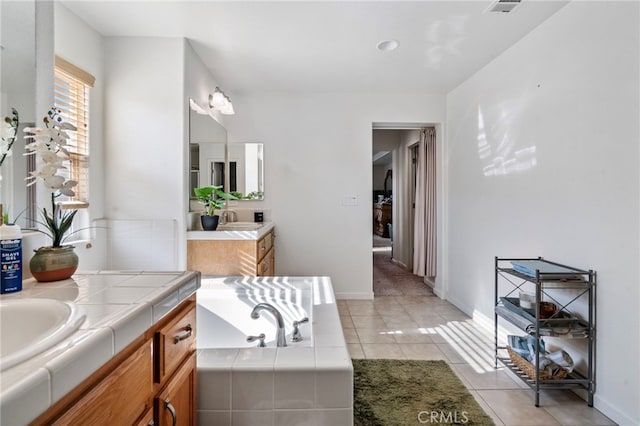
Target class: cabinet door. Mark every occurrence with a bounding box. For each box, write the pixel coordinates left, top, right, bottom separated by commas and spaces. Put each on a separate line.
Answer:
258, 247, 275, 276
257, 230, 273, 262
155, 352, 197, 426
52, 340, 154, 426
136, 408, 155, 426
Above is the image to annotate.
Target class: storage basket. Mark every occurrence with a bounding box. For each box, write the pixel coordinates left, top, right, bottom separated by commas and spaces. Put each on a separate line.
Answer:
506, 346, 568, 380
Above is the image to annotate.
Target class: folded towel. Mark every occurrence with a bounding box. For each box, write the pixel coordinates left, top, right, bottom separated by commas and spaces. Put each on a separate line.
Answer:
511, 260, 579, 279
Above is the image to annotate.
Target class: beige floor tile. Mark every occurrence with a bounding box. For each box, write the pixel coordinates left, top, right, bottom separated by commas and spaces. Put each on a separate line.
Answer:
375, 304, 409, 317
361, 343, 407, 359
356, 328, 397, 344
392, 332, 436, 344
544, 403, 616, 425
399, 343, 448, 361
346, 300, 375, 308
437, 343, 470, 364
339, 315, 354, 328
468, 390, 505, 426
477, 389, 562, 425
342, 328, 360, 344
351, 315, 388, 330
347, 343, 365, 359
393, 295, 438, 305
372, 296, 402, 307
451, 363, 522, 390
382, 315, 419, 330
346, 303, 378, 316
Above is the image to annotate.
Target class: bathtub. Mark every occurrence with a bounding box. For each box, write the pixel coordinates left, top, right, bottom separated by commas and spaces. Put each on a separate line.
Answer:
196, 276, 353, 426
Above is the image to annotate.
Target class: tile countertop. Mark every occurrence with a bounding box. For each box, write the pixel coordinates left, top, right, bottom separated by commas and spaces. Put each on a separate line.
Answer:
187, 221, 274, 241
0, 270, 201, 425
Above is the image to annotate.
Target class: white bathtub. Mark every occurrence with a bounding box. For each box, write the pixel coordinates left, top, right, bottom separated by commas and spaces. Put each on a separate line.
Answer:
197, 277, 313, 348
196, 276, 353, 426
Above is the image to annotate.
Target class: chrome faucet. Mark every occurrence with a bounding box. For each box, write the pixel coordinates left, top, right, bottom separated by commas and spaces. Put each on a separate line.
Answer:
222, 209, 237, 223
250, 303, 287, 347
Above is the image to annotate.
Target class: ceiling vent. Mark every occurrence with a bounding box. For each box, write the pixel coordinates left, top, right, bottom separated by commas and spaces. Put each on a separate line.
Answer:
486, 0, 522, 13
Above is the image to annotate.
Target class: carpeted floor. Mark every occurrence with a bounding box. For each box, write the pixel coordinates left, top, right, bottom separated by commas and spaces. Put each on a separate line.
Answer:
353, 359, 495, 426
373, 235, 434, 297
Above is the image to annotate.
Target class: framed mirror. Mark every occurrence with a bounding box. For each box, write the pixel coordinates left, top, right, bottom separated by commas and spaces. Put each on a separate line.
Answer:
188, 100, 264, 204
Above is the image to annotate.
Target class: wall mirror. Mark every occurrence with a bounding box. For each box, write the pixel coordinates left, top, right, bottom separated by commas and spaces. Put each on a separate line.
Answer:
0, 0, 36, 225
188, 100, 264, 204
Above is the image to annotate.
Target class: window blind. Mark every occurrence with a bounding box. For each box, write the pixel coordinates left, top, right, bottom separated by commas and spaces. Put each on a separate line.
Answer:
54, 56, 93, 206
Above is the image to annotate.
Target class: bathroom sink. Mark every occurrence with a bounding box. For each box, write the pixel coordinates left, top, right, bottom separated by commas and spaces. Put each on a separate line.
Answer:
217, 222, 264, 231
0, 298, 86, 371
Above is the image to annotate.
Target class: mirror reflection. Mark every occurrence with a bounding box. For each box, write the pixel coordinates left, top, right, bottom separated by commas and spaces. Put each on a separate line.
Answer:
0, 0, 36, 225
228, 143, 264, 200
188, 101, 264, 202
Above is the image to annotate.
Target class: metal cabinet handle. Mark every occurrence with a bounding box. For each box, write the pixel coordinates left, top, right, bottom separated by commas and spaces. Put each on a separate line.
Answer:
164, 398, 177, 426
174, 324, 193, 344
147, 420, 155, 426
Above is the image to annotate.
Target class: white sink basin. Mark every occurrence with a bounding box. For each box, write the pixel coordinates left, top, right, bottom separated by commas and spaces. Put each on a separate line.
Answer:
217, 222, 264, 231
0, 298, 86, 371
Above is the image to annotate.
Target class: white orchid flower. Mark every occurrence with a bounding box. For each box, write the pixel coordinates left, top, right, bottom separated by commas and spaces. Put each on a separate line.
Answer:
59, 180, 78, 197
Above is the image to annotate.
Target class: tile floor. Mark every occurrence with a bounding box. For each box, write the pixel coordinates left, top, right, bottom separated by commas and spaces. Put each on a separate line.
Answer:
341, 239, 616, 426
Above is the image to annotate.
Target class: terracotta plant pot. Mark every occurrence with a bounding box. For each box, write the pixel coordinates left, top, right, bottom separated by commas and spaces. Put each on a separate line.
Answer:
29, 245, 79, 282
201, 215, 220, 231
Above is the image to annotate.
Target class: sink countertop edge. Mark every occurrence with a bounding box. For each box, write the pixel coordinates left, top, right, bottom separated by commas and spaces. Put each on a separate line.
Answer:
0, 270, 201, 425
187, 221, 274, 240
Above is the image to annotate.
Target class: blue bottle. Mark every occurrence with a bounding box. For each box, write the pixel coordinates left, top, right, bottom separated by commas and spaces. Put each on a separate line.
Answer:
1, 223, 22, 294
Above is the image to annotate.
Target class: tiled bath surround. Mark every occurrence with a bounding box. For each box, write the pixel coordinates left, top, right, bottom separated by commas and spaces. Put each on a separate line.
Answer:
196, 277, 353, 426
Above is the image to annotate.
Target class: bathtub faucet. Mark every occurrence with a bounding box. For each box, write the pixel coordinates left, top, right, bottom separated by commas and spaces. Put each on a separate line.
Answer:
250, 303, 287, 347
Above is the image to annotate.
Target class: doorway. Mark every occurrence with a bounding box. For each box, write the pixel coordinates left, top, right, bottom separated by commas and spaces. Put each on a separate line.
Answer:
371, 125, 437, 294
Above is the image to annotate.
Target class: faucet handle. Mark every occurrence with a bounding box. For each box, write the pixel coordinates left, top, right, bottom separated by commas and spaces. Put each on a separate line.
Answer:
247, 333, 266, 347
292, 317, 309, 343
293, 317, 309, 327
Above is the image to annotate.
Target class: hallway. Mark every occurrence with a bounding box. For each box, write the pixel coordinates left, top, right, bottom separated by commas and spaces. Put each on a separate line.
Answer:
372, 235, 433, 297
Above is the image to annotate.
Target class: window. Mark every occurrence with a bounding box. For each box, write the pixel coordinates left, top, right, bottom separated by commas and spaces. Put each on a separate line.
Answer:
54, 56, 95, 240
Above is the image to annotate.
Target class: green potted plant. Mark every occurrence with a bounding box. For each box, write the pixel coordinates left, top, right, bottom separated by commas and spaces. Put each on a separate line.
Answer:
193, 185, 238, 230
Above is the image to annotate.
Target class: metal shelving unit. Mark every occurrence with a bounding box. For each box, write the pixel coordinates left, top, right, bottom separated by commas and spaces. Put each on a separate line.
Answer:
494, 257, 596, 407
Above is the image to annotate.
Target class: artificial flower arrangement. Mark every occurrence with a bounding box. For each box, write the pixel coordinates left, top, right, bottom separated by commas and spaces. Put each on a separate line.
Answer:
24, 108, 80, 247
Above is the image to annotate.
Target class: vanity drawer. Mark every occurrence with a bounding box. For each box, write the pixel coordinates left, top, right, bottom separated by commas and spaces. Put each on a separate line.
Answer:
155, 302, 196, 384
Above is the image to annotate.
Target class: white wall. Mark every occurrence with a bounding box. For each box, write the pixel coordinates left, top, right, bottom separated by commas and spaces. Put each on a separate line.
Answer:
445, 2, 639, 424
225, 93, 445, 298
103, 37, 186, 269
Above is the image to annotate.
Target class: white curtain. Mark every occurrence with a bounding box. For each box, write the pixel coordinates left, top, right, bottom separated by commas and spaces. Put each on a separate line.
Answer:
413, 128, 437, 278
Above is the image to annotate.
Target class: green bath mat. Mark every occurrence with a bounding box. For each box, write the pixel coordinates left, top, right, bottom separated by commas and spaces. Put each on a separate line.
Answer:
353, 359, 495, 426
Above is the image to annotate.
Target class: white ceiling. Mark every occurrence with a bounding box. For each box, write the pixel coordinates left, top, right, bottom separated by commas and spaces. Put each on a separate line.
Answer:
60, 0, 569, 94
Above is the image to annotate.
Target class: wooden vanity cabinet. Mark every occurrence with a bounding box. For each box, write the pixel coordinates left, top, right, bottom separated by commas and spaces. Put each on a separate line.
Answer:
31, 296, 197, 426
187, 228, 276, 276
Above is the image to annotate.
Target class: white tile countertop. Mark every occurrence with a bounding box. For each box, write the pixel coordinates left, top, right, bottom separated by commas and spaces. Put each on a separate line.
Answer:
187, 221, 274, 241
0, 270, 200, 425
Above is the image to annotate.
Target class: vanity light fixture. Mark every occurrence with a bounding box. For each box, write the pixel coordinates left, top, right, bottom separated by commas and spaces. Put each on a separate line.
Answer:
209, 87, 235, 115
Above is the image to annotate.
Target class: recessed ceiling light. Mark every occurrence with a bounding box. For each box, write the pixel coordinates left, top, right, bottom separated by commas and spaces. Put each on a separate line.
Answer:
376, 39, 399, 51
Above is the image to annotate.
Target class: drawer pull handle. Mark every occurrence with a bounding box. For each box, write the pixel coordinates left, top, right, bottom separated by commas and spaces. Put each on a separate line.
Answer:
174, 324, 193, 344
164, 398, 177, 426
